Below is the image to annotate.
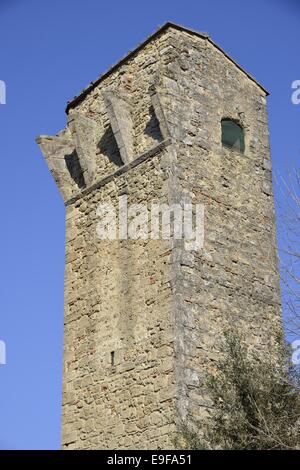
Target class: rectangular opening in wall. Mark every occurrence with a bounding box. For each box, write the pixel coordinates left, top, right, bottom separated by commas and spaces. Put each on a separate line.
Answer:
111, 351, 115, 367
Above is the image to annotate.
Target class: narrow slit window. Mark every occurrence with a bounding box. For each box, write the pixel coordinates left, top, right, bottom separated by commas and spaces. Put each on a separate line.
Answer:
221, 119, 245, 153
111, 351, 115, 367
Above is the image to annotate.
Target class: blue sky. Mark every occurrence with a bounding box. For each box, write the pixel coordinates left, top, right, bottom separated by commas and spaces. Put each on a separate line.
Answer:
0, 0, 299, 450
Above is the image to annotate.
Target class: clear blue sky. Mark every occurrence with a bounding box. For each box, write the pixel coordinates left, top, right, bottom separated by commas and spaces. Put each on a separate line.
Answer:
0, 0, 299, 450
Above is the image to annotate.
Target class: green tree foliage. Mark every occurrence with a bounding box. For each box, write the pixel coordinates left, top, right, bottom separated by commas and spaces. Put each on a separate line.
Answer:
178, 333, 300, 450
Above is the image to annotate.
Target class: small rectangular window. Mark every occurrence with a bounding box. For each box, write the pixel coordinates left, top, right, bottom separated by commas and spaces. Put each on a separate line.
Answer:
111, 351, 115, 367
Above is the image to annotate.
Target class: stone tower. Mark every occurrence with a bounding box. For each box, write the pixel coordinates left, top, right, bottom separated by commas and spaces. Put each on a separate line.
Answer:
36, 22, 282, 449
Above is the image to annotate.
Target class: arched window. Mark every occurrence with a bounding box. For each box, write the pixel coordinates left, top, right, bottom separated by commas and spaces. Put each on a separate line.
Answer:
221, 119, 245, 153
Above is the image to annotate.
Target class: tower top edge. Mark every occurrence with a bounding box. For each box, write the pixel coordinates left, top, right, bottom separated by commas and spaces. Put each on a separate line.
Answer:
65, 21, 269, 114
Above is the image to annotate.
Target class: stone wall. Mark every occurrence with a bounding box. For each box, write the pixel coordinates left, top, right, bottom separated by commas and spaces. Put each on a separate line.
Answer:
62, 147, 178, 449
36, 23, 282, 449
160, 28, 282, 430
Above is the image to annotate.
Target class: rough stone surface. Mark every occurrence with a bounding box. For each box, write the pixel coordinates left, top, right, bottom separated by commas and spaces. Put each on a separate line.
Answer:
36, 23, 282, 450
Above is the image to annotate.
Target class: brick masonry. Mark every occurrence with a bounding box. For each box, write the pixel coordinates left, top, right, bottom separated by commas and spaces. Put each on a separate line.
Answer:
36, 22, 282, 449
